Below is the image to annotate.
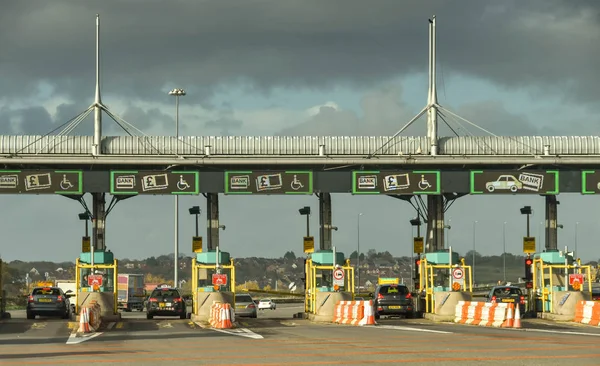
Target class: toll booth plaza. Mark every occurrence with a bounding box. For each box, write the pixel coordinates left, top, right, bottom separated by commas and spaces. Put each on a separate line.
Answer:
304, 249, 354, 322
532, 249, 593, 319
418, 250, 473, 318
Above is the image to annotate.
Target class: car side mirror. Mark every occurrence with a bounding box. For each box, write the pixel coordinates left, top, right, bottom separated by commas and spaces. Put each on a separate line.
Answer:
66, 289, 73, 294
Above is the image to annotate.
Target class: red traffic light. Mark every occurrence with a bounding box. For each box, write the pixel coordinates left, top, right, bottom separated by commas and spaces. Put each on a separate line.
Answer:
416, 260, 421, 265
525, 259, 533, 266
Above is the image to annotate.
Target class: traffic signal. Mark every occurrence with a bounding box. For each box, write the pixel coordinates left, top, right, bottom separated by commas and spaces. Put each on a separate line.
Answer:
524, 256, 533, 282
414, 258, 421, 290
414, 258, 421, 280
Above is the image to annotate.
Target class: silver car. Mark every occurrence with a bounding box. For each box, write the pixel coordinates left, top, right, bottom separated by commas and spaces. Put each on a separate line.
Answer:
234, 293, 257, 318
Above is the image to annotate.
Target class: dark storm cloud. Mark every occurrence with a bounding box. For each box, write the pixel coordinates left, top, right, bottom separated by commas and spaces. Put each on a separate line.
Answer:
0, 0, 598, 106
277, 85, 576, 137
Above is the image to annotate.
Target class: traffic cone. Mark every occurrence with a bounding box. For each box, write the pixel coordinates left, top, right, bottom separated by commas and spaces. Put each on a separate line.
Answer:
78, 307, 90, 333
359, 300, 376, 326
513, 305, 522, 329
502, 304, 514, 328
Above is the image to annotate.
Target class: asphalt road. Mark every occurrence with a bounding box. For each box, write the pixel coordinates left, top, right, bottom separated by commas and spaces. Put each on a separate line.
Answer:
2, 305, 600, 365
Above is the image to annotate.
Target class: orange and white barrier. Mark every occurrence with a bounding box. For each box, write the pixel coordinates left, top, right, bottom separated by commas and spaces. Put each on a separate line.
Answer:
574, 301, 600, 326
209, 302, 234, 329
78, 300, 101, 333
454, 301, 515, 328
333, 300, 376, 326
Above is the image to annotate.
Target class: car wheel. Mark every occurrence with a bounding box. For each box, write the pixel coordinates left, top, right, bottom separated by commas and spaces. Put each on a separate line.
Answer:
510, 185, 518, 192
26, 312, 35, 320
146, 314, 153, 320
180, 313, 186, 320
486, 185, 495, 192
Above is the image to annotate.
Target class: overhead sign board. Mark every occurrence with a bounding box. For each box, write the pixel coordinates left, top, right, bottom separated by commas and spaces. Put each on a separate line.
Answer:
110, 170, 199, 195
192, 237, 203, 253
523, 237, 536, 253
352, 170, 440, 195
0, 170, 83, 194
303, 236, 315, 254
413, 237, 424, 254
224, 171, 313, 194
581, 170, 600, 194
470, 170, 559, 194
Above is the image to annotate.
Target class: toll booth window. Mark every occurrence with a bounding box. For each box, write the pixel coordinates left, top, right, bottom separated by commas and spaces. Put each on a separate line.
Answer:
151, 289, 179, 297
379, 285, 409, 295
33, 288, 61, 296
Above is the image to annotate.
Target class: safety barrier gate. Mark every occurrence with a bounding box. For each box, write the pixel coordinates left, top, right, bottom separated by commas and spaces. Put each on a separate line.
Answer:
420, 257, 473, 314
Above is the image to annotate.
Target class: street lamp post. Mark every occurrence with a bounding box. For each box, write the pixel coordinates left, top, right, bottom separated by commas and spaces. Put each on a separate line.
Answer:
503, 221, 507, 283
575, 222, 579, 258
169, 88, 186, 287
357, 213, 363, 292
188, 206, 201, 237
472, 220, 477, 283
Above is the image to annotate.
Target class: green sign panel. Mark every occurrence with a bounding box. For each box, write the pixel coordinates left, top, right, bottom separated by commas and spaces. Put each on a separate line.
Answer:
581, 170, 600, 194
470, 170, 559, 194
0, 170, 83, 194
351, 171, 440, 194
224, 171, 312, 194
110, 171, 199, 195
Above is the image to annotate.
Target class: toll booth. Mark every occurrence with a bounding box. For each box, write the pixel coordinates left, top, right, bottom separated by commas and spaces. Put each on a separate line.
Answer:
419, 251, 472, 314
532, 250, 592, 313
191, 249, 236, 320
305, 250, 354, 317
75, 251, 118, 316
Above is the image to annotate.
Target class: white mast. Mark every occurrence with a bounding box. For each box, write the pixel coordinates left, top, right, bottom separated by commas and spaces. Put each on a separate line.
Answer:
93, 14, 102, 156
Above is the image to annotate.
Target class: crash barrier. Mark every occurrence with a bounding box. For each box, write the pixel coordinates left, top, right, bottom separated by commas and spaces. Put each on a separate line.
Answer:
574, 301, 600, 326
78, 300, 101, 333
332, 300, 376, 326
454, 301, 521, 328
209, 302, 235, 329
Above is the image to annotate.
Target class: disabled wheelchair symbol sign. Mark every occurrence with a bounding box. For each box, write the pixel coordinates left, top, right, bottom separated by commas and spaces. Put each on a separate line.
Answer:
290, 175, 304, 191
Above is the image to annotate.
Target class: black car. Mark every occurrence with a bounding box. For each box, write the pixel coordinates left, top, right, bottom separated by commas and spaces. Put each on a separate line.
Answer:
146, 286, 187, 319
26, 287, 73, 320
486, 286, 526, 314
370, 284, 415, 319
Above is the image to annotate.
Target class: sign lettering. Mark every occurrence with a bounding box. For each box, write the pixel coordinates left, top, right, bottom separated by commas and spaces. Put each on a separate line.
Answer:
110, 170, 199, 195
352, 171, 440, 194
0, 170, 83, 194
470, 170, 559, 194
225, 171, 313, 194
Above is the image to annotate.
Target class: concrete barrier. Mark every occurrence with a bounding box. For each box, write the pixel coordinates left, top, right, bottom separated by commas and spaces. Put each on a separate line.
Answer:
192, 291, 234, 323
308, 291, 352, 323
574, 301, 600, 326
332, 300, 376, 326
454, 301, 514, 327
551, 291, 590, 319
77, 291, 120, 322
435, 291, 472, 316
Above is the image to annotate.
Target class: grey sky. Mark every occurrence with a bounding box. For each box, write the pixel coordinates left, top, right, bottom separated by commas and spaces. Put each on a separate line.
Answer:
0, 1, 599, 264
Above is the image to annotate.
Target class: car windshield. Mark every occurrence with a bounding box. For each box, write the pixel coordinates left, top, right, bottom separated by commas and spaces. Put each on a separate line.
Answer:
151, 289, 179, 298
493, 287, 522, 297
379, 285, 409, 295
32, 288, 61, 296
235, 295, 253, 303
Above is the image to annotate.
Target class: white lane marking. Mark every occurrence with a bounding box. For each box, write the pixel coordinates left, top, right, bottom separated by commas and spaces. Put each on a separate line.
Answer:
377, 325, 453, 334
194, 322, 263, 339
106, 322, 116, 330
66, 332, 103, 344
506, 328, 600, 337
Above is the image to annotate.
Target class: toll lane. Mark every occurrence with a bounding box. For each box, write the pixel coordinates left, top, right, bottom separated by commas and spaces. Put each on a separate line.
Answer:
3, 307, 600, 365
